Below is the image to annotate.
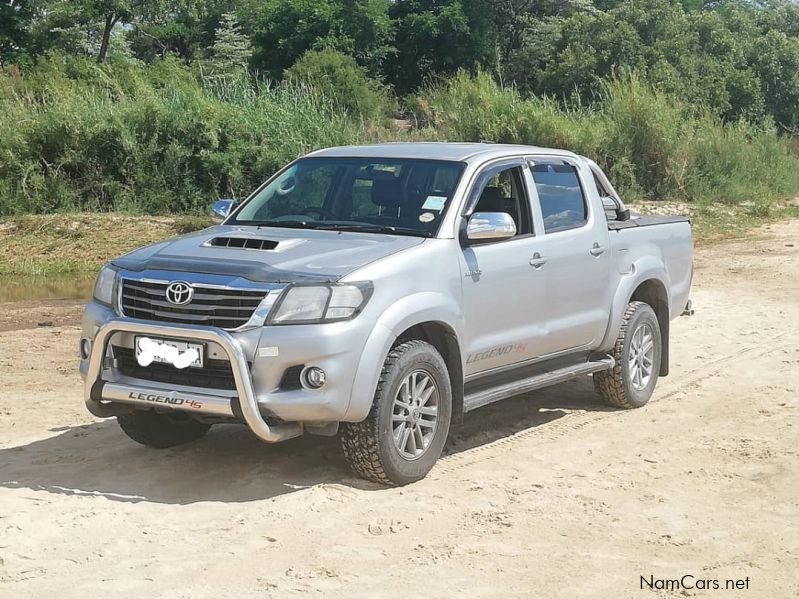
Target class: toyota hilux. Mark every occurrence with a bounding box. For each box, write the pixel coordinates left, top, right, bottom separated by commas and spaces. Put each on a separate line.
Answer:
80, 143, 694, 485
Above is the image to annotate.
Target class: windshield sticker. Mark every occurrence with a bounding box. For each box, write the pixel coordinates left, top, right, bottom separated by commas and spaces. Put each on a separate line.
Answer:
418, 212, 435, 223
422, 195, 447, 212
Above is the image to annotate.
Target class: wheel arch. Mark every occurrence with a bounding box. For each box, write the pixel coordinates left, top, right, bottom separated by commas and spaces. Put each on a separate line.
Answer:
395, 321, 464, 425
601, 261, 672, 376
628, 278, 670, 376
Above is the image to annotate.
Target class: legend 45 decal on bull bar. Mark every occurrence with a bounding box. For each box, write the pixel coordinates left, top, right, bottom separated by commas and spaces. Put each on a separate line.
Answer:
127, 391, 204, 409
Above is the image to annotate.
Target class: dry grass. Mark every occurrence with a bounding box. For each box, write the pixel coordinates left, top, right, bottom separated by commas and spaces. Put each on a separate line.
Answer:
0, 213, 212, 276
1, 203, 797, 277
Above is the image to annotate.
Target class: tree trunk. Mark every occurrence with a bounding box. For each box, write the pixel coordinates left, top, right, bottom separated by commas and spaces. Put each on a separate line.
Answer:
97, 13, 118, 64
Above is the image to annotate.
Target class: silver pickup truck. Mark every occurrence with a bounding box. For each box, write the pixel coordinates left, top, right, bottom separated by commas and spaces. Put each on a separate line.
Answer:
80, 143, 693, 485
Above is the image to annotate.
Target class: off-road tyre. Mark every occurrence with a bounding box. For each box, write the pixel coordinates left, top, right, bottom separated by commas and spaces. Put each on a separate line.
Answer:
117, 410, 211, 448
594, 301, 662, 409
341, 340, 452, 486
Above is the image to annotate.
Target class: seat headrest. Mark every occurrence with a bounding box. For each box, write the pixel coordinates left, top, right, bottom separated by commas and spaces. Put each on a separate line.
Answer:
475, 186, 504, 213
371, 173, 403, 207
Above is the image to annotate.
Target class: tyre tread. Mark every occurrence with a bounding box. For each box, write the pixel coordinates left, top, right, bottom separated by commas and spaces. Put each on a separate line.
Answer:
340, 340, 436, 485
593, 300, 649, 409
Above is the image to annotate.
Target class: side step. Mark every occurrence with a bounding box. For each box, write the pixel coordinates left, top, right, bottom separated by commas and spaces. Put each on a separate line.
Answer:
463, 356, 614, 412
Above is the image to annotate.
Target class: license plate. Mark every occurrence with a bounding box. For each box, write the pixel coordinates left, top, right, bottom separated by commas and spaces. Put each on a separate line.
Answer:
134, 336, 204, 369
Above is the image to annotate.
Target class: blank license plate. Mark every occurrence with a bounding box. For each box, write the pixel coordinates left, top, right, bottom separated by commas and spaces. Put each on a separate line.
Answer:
135, 336, 204, 369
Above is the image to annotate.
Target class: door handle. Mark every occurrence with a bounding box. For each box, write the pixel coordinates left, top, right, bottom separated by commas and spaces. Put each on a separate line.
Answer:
589, 243, 606, 257
529, 252, 547, 269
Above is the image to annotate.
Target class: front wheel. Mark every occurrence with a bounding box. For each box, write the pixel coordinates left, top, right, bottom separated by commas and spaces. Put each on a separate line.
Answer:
341, 340, 452, 485
594, 301, 662, 409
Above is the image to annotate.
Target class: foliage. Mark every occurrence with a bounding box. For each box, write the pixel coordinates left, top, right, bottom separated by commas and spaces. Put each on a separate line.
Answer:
244, 0, 394, 79
0, 55, 362, 214
208, 12, 251, 76
416, 70, 799, 204
2, 0, 799, 215
385, 0, 497, 94
284, 49, 392, 122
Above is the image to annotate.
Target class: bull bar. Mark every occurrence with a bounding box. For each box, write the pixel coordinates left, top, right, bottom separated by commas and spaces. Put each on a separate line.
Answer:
84, 317, 302, 442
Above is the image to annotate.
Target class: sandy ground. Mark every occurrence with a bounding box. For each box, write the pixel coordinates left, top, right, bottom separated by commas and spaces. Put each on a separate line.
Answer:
1, 221, 797, 598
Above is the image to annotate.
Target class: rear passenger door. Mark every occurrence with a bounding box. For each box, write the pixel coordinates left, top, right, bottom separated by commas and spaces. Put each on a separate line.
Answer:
527, 158, 612, 354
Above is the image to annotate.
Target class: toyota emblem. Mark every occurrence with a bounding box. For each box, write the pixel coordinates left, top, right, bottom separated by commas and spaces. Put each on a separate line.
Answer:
165, 281, 193, 305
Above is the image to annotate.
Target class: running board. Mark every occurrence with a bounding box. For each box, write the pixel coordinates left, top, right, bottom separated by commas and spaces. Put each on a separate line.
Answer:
463, 357, 614, 412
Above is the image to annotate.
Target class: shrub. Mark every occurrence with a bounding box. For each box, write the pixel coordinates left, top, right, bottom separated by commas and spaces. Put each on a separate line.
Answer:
415, 70, 799, 204
0, 55, 363, 214
284, 48, 393, 123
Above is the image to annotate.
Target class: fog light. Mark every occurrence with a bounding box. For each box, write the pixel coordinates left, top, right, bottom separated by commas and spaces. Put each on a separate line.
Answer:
80, 338, 92, 360
303, 366, 326, 389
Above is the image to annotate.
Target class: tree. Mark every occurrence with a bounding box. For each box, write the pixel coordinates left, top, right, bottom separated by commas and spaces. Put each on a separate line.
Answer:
209, 12, 251, 74
0, 0, 34, 66
386, 0, 497, 93
245, 0, 393, 79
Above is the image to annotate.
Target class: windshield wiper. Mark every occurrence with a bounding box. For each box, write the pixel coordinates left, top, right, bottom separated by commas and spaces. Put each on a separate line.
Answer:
312, 224, 431, 237
244, 220, 320, 229
239, 220, 430, 237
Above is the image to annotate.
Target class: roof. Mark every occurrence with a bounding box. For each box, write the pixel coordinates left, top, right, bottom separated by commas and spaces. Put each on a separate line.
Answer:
306, 142, 577, 164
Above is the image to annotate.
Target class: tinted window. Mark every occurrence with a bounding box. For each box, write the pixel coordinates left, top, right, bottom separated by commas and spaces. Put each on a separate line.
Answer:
531, 163, 588, 233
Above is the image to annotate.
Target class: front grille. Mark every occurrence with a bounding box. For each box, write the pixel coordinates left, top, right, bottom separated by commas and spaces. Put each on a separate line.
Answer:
120, 279, 267, 329
114, 347, 240, 391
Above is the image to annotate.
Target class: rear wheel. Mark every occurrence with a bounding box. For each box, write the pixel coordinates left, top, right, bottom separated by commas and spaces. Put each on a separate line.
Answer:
117, 410, 211, 448
594, 301, 662, 409
341, 340, 452, 485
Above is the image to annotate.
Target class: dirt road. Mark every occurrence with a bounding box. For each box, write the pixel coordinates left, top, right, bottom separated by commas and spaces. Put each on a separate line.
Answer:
1, 221, 797, 598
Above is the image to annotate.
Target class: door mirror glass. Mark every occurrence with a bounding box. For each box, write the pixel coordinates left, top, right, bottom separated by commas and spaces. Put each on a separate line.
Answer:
466, 212, 517, 242
210, 199, 237, 223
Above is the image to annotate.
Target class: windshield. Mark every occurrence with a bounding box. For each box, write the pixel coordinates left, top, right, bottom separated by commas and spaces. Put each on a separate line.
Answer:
231, 157, 465, 236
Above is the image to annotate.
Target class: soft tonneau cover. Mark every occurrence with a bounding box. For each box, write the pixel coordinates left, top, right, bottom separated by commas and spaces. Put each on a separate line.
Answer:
608, 214, 690, 231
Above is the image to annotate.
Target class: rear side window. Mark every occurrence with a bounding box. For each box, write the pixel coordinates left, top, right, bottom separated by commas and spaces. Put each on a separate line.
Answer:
531, 163, 588, 233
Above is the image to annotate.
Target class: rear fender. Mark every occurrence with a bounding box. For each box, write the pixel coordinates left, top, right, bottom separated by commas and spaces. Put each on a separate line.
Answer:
600, 257, 671, 354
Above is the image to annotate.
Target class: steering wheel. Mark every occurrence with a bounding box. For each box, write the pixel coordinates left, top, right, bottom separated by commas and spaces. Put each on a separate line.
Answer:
299, 207, 337, 220
275, 176, 296, 197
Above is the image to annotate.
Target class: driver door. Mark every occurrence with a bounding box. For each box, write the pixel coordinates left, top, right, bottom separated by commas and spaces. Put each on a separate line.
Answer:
459, 160, 548, 377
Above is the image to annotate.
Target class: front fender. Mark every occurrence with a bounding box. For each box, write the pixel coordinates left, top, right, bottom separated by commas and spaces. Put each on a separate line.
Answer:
598, 256, 671, 352
343, 292, 464, 422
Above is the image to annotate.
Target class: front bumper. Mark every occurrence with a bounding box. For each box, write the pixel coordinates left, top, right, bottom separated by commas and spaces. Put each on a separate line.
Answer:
84, 318, 303, 442
80, 294, 382, 437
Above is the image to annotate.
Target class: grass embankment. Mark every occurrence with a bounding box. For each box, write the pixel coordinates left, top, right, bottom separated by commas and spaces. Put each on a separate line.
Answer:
1, 204, 797, 278
0, 213, 210, 276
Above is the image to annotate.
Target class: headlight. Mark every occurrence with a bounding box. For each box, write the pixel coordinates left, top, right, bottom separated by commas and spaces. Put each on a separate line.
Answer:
93, 264, 118, 307
269, 282, 373, 325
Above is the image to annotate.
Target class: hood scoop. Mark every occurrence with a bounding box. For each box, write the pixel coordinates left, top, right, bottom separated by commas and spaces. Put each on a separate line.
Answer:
206, 236, 279, 251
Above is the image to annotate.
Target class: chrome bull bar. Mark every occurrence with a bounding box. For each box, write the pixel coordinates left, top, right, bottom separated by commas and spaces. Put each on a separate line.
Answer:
84, 317, 302, 443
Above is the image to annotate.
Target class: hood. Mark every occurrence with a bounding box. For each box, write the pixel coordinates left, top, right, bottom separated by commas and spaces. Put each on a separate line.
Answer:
111, 225, 425, 283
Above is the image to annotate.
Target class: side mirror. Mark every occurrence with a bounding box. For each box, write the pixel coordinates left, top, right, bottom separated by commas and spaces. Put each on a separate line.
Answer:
210, 199, 237, 223
465, 212, 517, 243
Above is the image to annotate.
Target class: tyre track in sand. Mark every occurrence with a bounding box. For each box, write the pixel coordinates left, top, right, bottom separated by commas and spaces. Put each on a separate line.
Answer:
432, 328, 798, 477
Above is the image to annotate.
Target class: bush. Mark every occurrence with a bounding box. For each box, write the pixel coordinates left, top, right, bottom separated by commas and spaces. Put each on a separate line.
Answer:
2, 58, 799, 216
415, 70, 799, 204
0, 55, 363, 214
284, 49, 392, 123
